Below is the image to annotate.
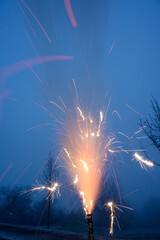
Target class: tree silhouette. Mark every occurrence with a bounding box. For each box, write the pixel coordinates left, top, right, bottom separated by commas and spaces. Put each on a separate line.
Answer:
40, 152, 58, 228
139, 97, 160, 166
0, 186, 33, 225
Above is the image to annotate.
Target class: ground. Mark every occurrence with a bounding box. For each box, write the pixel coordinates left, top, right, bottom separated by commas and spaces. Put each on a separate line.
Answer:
0, 224, 160, 240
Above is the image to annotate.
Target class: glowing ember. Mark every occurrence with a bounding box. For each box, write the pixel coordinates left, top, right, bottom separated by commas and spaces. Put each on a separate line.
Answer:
134, 152, 154, 169
25, 182, 59, 201
107, 201, 114, 235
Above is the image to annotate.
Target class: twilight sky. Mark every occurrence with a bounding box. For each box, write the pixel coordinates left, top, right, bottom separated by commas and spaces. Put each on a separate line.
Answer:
1, 0, 160, 212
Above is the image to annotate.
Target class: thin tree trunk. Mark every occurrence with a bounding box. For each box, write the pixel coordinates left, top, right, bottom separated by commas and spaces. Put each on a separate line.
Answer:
47, 190, 51, 229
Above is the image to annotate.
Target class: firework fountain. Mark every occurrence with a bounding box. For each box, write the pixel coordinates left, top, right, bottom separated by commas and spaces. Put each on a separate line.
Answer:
26, 80, 154, 237
49, 80, 132, 239
49, 80, 154, 238
61, 107, 107, 239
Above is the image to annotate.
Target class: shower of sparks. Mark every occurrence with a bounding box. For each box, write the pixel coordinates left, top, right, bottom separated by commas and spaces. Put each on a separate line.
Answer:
24, 182, 60, 201
24, 79, 154, 218
104, 201, 133, 235
134, 152, 154, 169
47, 80, 154, 215
49, 79, 125, 215
61, 103, 109, 214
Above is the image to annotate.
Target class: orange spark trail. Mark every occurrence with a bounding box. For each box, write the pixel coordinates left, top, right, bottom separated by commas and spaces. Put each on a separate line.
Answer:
134, 126, 146, 135
23, 60, 43, 85
25, 29, 43, 65
107, 40, 116, 57
64, 0, 78, 28
48, 0, 58, 40
110, 162, 122, 204
21, 0, 51, 42
17, 0, 36, 37
112, 110, 122, 120
126, 104, 143, 117
36, 200, 49, 234
118, 131, 131, 141
34, 159, 50, 179
25, 123, 52, 132
0, 55, 73, 80
88, 26, 94, 55
0, 164, 13, 183
29, 67, 43, 85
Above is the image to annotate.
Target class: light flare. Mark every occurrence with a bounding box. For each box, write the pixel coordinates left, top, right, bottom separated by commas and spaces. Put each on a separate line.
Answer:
25, 182, 60, 201
107, 201, 114, 235
62, 105, 108, 215
80, 160, 89, 172
134, 152, 154, 169
77, 107, 85, 121
97, 111, 103, 137
73, 175, 78, 184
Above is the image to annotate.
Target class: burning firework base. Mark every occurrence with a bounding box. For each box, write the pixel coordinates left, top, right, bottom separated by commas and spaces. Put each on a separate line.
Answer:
86, 214, 94, 240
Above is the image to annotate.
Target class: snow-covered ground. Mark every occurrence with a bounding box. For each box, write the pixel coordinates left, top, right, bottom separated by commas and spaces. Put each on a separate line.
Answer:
0, 223, 88, 240
0, 223, 160, 240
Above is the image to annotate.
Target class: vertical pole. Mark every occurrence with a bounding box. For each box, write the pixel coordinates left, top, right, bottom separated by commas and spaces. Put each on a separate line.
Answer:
47, 190, 51, 229
86, 214, 94, 240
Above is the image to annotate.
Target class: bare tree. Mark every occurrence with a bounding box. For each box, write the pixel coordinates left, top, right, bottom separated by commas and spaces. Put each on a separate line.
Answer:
40, 152, 58, 228
139, 97, 160, 166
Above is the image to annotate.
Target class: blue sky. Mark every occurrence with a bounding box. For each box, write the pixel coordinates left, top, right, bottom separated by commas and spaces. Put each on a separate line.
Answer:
1, 0, 160, 212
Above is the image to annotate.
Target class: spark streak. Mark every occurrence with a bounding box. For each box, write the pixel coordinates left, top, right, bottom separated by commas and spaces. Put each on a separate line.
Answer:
97, 111, 103, 137
64, 0, 78, 28
3, 163, 32, 203
17, 0, 36, 37
25, 182, 59, 201
104, 201, 133, 235
0, 56, 73, 81
112, 110, 122, 120
73, 175, 78, 184
80, 160, 89, 172
107, 201, 114, 235
0, 164, 13, 183
107, 40, 116, 57
77, 107, 85, 120
126, 104, 143, 117
134, 152, 154, 169
21, 0, 51, 42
